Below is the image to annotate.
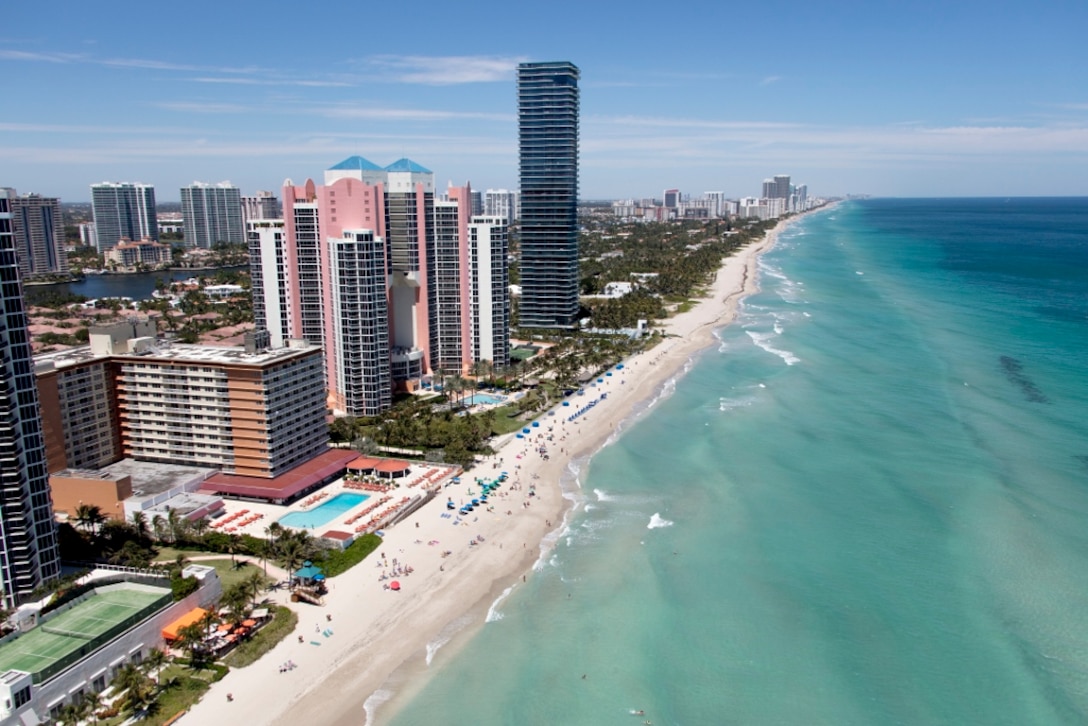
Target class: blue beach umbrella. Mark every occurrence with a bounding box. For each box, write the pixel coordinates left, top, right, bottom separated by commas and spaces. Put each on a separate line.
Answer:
516, 433, 524, 439
606, 372, 612, 377
522, 428, 531, 434
532, 421, 540, 427
562, 401, 570, 406
616, 364, 624, 369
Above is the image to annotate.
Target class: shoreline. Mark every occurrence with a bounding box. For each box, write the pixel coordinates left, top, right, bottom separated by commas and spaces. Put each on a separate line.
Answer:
178, 210, 819, 726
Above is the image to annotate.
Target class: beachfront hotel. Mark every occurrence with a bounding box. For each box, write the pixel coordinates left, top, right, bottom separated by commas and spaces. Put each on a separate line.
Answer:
89, 182, 158, 253
252, 157, 511, 416
34, 321, 357, 513
516, 61, 581, 329
0, 192, 62, 607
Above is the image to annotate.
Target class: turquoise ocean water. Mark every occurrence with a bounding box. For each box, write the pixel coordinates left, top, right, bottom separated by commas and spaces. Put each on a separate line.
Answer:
386, 199, 1088, 725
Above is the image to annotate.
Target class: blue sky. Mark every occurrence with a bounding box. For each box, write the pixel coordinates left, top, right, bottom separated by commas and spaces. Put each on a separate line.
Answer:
2, 0, 1086, 201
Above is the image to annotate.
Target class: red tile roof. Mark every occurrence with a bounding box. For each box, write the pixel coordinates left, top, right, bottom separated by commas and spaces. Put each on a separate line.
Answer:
200, 448, 359, 501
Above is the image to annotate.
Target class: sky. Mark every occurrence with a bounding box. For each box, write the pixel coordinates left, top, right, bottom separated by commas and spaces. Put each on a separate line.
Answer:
2, 0, 1087, 202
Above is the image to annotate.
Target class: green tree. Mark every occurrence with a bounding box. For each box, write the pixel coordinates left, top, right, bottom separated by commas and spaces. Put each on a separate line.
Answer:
141, 648, 168, 686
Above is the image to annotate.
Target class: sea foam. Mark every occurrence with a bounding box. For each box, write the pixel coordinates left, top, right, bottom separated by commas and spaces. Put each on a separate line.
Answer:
746, 330, 800, 365
647, 513, 674, 529
485, 584, 518, 623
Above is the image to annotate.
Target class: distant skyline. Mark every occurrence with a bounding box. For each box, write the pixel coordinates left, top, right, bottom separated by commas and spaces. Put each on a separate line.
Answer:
2, 0, 1086, 201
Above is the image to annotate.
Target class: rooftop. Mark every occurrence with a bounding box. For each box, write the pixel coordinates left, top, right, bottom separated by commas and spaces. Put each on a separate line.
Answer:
200, 448, 359, 502
35, 339, 319, 372
100, 458, 215, 500
384, 158, 431, 174
0, 582, 171, 683
329, 155, 383, 171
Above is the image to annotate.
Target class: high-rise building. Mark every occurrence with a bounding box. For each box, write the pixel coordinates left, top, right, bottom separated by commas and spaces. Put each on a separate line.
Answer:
241, 190, 281, 224
773, 175, 792, 202
256, 156, 511, 415
180, 182, 245, 248
468, 215, 511, 369
663, 189, 680, 208
247, 219, 290, 349
484, 189, 519, 221
0, 190, 68, 280
90, 182, 158, 252
35, 322, 329, 479
517, 61, 580, 329
328, 230, 391, 416
761, 178, 777, 199
0, 192, 61, 606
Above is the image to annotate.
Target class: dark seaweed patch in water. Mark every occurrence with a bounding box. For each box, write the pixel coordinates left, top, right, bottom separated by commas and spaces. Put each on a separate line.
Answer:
1075, 455, 1088, 473
999, 356, 1050, 403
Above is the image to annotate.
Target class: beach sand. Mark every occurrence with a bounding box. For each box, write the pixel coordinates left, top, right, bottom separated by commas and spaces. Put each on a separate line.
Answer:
179, 214, 802, 726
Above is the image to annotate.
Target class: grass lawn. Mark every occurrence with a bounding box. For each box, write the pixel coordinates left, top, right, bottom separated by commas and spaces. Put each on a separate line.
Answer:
490, 404, 526, 435
153, 550, 273, 591
222, 605, 298, 669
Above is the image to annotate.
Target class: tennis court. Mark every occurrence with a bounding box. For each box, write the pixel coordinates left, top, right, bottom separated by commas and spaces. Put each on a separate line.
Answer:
0, 583, 170, 681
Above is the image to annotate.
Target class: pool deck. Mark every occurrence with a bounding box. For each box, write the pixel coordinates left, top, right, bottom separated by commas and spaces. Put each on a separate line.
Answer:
206, 462, 462, 539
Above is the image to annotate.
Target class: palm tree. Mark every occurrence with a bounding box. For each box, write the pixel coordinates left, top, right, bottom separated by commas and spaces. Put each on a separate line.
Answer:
244, 569, 266, 608
114, 663, 155, 715
220, 584, 250, 626
81, 690, 104, 724
191, 516, 210, 541
151, 514, 167, 542
73, 504, 106, 536
175, 623, 207, 669
277, 538, 305, 583
140, 648, 168, 686
166, 508, 185, 545
172, 552, 191, 577
130, 511, 150, 541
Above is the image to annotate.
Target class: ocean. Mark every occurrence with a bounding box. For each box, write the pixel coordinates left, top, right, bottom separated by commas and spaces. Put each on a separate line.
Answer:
385, 198, 1088, 725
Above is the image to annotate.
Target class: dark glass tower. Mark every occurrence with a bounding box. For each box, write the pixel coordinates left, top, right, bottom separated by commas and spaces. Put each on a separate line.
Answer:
0, 191, 61, 607
517, 61, 580, 329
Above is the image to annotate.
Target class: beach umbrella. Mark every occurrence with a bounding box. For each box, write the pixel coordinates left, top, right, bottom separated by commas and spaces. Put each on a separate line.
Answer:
522, 427, 531, 434
597, 378, 604, 383
390, 581, 401, 591
616, 364, 624, 369
472, 499, 480, 505
606, 372, 613, 377
532, 421, 540, 427
516, 433, 524, 439
562, 401, 570, 406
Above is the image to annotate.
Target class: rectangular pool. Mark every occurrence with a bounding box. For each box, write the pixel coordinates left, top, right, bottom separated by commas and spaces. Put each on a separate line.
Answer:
278, 492, 369, 530
463, 393, 505, 406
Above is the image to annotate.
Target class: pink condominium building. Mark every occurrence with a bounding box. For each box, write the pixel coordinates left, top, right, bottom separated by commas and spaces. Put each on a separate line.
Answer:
249, 156, 509, 418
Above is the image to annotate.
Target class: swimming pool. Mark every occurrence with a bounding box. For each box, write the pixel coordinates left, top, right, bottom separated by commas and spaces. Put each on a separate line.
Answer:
463, 393, 505, 406
277, 492, 369, 530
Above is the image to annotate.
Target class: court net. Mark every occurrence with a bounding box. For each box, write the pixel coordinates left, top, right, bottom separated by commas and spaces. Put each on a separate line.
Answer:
40, 624, 96, 640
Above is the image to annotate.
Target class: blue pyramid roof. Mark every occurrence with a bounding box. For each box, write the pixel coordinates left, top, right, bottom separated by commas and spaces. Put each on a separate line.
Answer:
329, 155, 383, 171
384, 158, 431, 174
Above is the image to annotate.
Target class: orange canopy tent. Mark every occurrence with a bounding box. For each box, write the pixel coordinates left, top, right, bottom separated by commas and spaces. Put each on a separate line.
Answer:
161, 608, 209, 641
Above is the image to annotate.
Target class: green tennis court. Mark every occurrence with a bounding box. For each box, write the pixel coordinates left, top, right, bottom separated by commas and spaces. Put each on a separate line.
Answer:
0, 583, 170, 681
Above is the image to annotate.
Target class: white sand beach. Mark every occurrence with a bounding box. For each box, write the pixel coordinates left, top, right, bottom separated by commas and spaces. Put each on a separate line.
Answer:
179, 215, 804, 726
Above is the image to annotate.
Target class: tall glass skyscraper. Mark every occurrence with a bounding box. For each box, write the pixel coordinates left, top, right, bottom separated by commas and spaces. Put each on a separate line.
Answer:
0, 193, 61, 606
517, 61, 580, 329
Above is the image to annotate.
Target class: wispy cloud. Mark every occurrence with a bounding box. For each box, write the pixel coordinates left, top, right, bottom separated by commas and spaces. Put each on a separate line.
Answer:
0, 49, 81, 63
188, 76, 353, 88
153, 101, 250, 114
316, 104, 513, 123
759, 75, 783, 86
361, 55, 527, 84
